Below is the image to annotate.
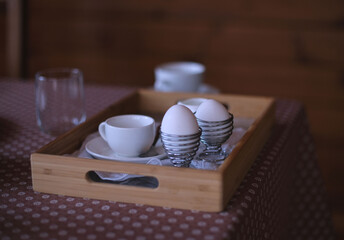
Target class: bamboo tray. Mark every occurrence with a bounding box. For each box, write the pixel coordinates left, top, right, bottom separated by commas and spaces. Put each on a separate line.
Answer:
31, 89, 275, 212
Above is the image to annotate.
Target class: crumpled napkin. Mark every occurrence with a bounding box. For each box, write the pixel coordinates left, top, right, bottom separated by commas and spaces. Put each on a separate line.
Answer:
95, 157, 163, 182
72, 119, 249, 184
71, 132, 169, 182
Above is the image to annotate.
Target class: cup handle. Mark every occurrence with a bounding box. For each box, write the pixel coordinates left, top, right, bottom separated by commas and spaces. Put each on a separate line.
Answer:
98, 122, 107, 141
155, 79, 172, 91
160, 79, 172, 89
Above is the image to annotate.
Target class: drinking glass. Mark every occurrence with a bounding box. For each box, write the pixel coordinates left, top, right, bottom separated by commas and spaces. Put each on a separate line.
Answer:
35, 68, 86, 136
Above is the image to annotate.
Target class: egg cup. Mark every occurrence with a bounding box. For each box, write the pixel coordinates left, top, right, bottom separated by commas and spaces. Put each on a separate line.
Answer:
160, 129, 202, 167
197, 113, 234, 162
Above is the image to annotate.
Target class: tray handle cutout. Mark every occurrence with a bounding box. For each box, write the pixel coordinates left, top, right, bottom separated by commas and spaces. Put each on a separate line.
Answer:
86, 171, 159, 189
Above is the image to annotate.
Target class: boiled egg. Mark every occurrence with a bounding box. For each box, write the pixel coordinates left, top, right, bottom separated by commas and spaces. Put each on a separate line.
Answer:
195, 99, 230, 121
177, 98, 207, 113
161, 105, 199, 135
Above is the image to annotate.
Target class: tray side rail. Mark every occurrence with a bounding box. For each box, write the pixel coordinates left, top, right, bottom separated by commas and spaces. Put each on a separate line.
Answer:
31, 153, 223, 212
220, 98, 275, 206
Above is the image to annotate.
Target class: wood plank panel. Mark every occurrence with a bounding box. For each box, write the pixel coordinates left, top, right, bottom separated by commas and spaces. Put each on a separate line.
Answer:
206, 63, 344, 98
301, 30, 344, 66
246, 0, 344, 23
207, 25, 296, 62
0, 1, 6, 76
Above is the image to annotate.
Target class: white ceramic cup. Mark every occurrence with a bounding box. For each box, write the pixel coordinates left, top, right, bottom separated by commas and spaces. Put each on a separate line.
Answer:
154, 62, 205, 92
98, 115, 155, 157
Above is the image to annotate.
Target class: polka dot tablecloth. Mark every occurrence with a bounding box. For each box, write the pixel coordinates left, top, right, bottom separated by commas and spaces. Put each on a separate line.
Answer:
0, 79, 335, 240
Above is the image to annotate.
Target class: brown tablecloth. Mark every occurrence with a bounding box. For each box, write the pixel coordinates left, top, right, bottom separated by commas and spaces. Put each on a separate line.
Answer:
0, 79, 335, 240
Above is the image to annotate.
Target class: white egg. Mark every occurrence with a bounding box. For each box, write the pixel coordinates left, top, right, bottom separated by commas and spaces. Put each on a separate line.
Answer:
161, 105, 199, 135
195, 99, 229, 121
177, 98, 208, 113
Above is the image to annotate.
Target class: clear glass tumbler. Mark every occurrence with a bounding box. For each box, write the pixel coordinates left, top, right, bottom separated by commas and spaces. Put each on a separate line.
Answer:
35, 68, 86, 136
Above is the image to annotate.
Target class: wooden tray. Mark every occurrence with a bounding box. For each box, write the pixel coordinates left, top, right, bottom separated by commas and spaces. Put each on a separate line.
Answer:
31, 89, 275, 212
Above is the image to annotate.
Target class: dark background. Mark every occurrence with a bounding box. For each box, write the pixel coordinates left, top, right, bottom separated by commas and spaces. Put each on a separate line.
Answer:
1, 0, 343, 238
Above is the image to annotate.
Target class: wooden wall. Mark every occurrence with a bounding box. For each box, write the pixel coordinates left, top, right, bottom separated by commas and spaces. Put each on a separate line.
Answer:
3, 0, 344, 237
0, 1, 6, 77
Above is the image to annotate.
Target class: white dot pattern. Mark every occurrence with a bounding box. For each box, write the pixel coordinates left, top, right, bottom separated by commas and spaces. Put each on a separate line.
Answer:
0, 80, 335, 239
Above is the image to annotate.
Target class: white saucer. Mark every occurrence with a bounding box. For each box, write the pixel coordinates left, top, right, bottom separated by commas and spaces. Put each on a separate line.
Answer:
151, 83, 220, 94
85, 137, 166, 163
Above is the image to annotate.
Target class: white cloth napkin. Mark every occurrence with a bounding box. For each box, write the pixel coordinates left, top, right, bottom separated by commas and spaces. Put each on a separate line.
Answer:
72, 119, 250, 183
71, 132, 170, 182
